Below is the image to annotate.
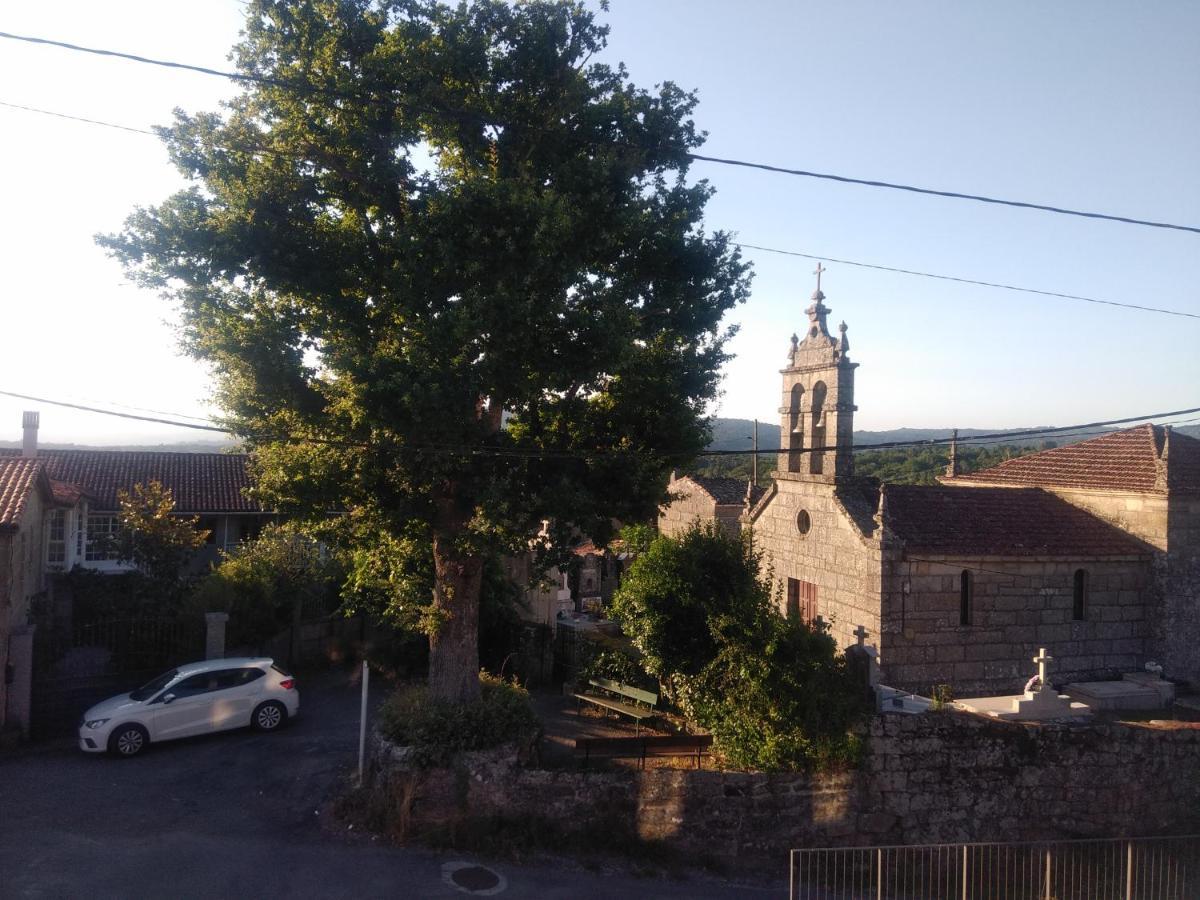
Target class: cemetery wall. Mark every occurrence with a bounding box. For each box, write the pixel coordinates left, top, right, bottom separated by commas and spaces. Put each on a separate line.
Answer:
367, 711, 1200, 868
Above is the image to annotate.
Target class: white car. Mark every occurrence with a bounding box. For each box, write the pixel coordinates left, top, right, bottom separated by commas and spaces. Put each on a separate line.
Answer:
79, 657, 300, 757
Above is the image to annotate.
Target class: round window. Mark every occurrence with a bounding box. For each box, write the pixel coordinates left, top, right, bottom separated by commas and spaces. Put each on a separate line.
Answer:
796, 509, 812, 535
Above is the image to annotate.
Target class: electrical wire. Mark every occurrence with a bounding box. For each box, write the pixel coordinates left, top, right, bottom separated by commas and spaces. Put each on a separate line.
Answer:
736, 243, 1200, 320
3, 387, 1197, 461
4, 98, 1197, 322
2, 29, 1198, 235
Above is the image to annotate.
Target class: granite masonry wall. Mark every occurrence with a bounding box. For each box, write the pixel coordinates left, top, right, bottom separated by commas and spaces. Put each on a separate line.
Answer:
1040, 486, 1200, 688
881, 555, 1153, 697
750, 477, 881, 650
1165, 493, 1200, 686
368, 713, 1200, 868
658, 479, 743, 539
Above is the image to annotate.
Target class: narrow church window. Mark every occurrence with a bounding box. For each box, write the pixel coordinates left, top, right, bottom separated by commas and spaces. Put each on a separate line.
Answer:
1073, 569, 1088, 620
959, 570, 973, 626
796, 509, 812, 535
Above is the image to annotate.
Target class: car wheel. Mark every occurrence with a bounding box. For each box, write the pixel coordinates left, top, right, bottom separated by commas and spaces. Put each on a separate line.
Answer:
252, 701, 287, 732
108, 724, 149, 757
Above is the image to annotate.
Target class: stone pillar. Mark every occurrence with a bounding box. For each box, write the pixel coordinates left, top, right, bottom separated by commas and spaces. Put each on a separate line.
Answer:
5, 625, 36, 739
205, 612, 229, 660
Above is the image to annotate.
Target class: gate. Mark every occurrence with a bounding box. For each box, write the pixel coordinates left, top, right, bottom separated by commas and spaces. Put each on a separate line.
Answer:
789, 835, 1200, 899
31, 617, 205, 739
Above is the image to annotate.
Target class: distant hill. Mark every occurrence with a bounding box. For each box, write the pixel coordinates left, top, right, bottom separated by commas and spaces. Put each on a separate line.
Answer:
708, 418, 1200, 452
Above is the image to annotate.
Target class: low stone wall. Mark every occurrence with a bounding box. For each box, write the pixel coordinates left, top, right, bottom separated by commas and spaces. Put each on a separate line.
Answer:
366, 712, 1200, 867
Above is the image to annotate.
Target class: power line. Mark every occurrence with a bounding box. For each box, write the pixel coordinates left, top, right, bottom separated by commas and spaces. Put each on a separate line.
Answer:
3, 386, 1196, 461
5, 97, 1197, 322
3, 29, 1198, 236
691, 154, 1200, 236
736, 243, 1200, 320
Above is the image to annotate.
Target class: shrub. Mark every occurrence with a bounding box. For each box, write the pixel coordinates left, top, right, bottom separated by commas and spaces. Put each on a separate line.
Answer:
610, 522, 870, 771
377, 672, 539, 767
578, 644, 650, 688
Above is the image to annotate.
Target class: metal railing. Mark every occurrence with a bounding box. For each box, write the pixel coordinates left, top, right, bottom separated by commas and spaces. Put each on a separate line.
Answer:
788, 835, 1200, 900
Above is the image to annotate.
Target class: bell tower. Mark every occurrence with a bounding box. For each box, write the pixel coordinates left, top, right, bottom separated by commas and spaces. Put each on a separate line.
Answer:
777, 264, 857, 481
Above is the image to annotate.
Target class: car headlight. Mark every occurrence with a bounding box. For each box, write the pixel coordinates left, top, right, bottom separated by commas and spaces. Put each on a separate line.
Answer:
84, 718, 110, 729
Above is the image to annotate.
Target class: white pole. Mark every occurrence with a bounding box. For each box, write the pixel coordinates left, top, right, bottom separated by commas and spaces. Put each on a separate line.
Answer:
357, 659, 369, 785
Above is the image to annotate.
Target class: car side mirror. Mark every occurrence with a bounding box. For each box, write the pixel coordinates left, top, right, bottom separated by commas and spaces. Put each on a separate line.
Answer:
161, 693, 177, 705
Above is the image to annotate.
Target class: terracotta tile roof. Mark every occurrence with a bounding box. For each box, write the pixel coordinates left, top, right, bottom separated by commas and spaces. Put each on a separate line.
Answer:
0, 458, 46, 530
884, 484, 1147, 557
948, 424, 1200, 494
0, 449, 260, 513
686, 475, 766, 506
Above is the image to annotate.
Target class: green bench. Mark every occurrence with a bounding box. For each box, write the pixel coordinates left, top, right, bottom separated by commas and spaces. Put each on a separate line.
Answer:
575, 734, 713, 769
572, 677, 658, 736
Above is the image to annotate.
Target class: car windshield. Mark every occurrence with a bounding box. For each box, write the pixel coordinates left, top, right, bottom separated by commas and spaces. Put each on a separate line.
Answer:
130, 669, 179, 701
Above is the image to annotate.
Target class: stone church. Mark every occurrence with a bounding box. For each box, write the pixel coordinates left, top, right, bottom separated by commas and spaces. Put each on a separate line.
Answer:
662, 276, 1200, 696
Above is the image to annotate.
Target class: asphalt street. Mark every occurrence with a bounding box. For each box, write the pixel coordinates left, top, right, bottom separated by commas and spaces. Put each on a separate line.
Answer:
0, 669, 783, 899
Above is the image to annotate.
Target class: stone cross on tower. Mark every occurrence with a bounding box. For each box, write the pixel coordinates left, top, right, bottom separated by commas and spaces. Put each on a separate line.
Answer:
813, 262, 826, 294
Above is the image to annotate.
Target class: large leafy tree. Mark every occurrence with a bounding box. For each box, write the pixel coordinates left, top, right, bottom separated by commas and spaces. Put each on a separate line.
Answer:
100, 0, 750, 701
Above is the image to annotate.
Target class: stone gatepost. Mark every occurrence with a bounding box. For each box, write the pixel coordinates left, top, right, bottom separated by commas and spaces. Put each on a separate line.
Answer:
204, 612, 230, 660
4, 625, 36, 739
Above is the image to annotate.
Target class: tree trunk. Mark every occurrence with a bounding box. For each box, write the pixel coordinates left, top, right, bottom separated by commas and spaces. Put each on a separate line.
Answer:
428, 531, 483, 702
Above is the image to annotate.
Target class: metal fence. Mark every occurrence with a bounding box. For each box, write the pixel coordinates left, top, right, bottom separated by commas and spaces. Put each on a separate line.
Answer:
789, 835, 1200, 900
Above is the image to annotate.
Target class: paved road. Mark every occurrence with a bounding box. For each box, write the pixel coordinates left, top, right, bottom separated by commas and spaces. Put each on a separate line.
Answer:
0, 670, 783, 899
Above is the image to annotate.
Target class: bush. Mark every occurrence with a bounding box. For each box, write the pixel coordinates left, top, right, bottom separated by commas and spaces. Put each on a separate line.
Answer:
578, 644, 651, 688
610, 522, 869, 772
377, 672, 539, 767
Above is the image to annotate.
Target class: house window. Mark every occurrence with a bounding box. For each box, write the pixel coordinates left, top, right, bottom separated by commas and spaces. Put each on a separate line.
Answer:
787, 577, 818, 624
959, 570, 973, 626
46, 509, 66, 565
1073, 569, 1088, 621
75, 506, 87, 558
85, 515, 122, 561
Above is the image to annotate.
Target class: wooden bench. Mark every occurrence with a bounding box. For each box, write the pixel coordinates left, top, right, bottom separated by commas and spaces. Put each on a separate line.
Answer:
575, 734, 714, 769
572, 678, 658, 736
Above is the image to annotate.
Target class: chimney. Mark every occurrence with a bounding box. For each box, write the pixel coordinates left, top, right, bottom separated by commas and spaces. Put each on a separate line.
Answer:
21, 411, 39, 458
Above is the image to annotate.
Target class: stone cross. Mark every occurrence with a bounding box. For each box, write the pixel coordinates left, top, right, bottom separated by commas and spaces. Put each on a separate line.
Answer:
813, 262, 826, 292
853, 624, 869, 647
1033, 647, 1053, 685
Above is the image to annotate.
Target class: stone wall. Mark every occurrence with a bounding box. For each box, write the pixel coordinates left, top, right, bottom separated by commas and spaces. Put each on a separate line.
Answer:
1036, 486, 1200, 688
657, 478, 741, 538
368, 713, 1200, 868
751, 477, 881, 649
1, 487, 47, 732
1164, 494, 1200, 686
882, 555, 1153, 697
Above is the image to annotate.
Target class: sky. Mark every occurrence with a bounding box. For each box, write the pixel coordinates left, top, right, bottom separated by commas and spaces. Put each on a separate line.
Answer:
1, 1, 1197, 446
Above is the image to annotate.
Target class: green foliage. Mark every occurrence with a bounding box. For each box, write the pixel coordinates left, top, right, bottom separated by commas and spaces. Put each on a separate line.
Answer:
930, 683, 955, 711
111, 481, 209, 585
689, 442, 1051, 485
377, 672, 540, 767
61, 569, 179, 624
616, 522, 657, 556
578, 643, 649, 687
609, 523, 768, 680
611, 523, 867, 771
189, 522, 343, 650
99, 0, 751, 700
